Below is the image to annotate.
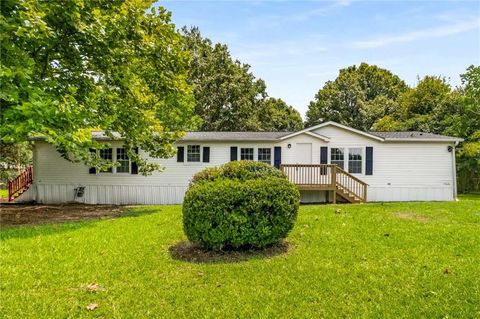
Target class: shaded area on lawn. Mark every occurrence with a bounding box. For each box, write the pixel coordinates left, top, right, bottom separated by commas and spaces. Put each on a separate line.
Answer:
0, 203, 159, 227
169, 240, 291, 264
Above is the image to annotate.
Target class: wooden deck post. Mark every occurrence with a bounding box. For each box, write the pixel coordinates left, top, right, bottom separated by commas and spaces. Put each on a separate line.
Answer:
332, 165, 337, 204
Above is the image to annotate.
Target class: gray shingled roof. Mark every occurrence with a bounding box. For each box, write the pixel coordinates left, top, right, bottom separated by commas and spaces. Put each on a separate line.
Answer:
91, 131, 123, 140
31, 128, 462, 142
182, 131, 293, 141
369, 131, 462, 141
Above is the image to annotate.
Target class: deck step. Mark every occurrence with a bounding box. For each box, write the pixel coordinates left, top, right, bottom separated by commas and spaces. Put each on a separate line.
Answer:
8, 166, 33, 202
280, 164, 367, 204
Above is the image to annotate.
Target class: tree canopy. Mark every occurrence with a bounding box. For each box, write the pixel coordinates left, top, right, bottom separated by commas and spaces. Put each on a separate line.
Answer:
183, 27, 303, 132
258, 98, 303, 131
0, 0, 195, 174
305, 63, 408, 130
447, 66, 480, 192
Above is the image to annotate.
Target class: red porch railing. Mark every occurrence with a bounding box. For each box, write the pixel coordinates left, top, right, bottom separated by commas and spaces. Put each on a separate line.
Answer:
8, 166, 33, 202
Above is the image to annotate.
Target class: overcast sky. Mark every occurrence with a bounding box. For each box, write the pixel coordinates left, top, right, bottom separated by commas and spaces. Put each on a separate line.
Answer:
160, 0, 480, 117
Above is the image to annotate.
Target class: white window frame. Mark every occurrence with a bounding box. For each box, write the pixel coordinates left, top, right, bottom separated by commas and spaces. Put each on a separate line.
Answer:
115, 148, 131, 174
187, 145, 201, 163
92, 147, 136, 175
240, 147, 254, 160
257, 148, 272, 164
348, 147, 363, 174
330, 147, 345, 169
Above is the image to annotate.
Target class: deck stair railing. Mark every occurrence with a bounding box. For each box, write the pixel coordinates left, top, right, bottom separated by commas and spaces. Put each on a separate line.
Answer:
8, 166, 33, 202
280, 164, 368, 203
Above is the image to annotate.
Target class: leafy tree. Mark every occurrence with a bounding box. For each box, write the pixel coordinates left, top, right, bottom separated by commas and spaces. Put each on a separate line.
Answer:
0, 0, 195, 174
365, 96, 403, 131
371, 115, 406, 132
443, 66, 480, 193
258, 98, 303, 131
0, 142, 32, 187
306, 63, 408, 130
183, 27, 268, 131
398, 76, 461, 133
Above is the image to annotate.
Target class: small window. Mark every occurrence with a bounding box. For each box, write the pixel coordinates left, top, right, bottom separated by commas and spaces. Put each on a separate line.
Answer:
348, 148, 362, 174
116, 148, 130, 173
331, 148, 344, 169
258, 148, 271, 164
187, 145, 201, 162
99, 148, 113, 173
240, 148, 254, 160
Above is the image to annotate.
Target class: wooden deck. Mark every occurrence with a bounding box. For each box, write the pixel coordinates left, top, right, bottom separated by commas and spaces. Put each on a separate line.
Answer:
280, 164, 368, 203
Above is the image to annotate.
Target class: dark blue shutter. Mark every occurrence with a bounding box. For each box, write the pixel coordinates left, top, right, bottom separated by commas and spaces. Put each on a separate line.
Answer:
320, 146, 328, 175
177, 146, 184, 162
89, 148, 96, 174
320, 147, 328, 164
366, 147, 373, 175
131, 147, 139, 175
230, 146, 238, 161
274, 146, 282, 168
202, 147, 210, 163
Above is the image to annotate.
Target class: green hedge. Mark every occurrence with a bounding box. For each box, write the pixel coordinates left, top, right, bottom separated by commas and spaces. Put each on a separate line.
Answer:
183, 161, 300, 250
190, 160, 286, 185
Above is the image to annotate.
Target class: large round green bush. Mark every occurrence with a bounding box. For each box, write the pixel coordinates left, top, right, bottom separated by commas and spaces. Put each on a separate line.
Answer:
183, 161, 300, 250
189, 160, 287, 185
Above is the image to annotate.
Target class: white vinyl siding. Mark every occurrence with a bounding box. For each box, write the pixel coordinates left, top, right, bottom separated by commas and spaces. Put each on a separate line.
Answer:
313, 125, 455, 201
25, 125, 456, 204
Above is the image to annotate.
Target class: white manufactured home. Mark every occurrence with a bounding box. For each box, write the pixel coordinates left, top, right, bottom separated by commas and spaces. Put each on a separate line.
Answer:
10, 121, 462, 204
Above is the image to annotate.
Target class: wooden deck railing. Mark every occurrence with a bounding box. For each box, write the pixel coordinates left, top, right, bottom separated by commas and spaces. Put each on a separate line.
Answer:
280, 164, 335, 186
280, 164, 368, 202
335, 167, 368, 202
8, 166, 33, 202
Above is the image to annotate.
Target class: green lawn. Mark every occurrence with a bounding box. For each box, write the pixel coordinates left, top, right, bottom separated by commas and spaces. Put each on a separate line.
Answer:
1, 196, 479, 318
0, 189, 7, 199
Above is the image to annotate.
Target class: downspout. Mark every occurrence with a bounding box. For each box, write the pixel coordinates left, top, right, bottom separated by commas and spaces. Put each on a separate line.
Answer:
452, 141, 459, 201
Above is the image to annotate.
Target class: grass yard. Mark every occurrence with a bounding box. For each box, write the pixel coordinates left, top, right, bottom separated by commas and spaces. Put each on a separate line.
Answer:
1, 196, 479, 318
0, 189, 8, 199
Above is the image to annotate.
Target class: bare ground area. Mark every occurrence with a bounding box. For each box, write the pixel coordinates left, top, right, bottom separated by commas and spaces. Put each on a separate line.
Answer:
169, 240, 291, 263
394, 211, 431, 223
0, 203, 125, 226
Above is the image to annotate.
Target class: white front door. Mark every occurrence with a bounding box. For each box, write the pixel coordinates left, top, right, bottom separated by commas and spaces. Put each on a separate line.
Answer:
295, 143, 312, 164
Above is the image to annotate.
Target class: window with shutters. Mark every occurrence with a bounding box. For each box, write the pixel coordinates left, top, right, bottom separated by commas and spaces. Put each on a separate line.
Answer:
99, 148, 113, 173
348, 148, 362, 174
240, 148, 254, 160
116, 148, 130, 173
330, 148, 344, 169
258, 148, 271, 164
187, 145, 201, 162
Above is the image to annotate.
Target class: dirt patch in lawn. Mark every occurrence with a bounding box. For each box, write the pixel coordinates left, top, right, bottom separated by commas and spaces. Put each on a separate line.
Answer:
0, 203, 125, 226
394, 212, 431, 223
169, 240, 291, 264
